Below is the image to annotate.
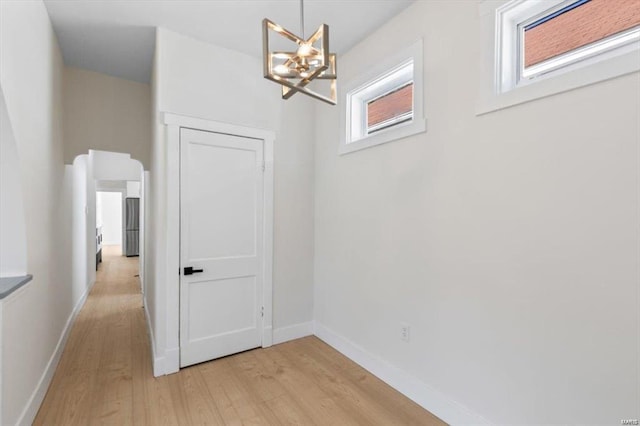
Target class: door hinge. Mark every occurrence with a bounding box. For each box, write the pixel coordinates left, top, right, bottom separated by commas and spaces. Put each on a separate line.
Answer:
261, 306, 264, 317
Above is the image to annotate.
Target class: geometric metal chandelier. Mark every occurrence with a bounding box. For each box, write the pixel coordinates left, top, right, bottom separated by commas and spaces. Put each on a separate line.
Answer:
262, 0, 337, 105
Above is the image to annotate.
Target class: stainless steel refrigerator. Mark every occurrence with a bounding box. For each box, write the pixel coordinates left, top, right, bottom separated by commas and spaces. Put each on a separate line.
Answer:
124, 197, 139, 257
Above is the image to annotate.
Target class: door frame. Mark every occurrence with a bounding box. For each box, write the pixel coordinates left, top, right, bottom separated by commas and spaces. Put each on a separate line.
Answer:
162, 112, 274, 375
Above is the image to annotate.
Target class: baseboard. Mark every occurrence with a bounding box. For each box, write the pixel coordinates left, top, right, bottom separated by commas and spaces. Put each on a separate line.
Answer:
273, 321, 313, 345
262, 325, 273, 347
16, 279, 96, 426
313, 321, 491, 425
143, 300, 165, 377
165, 347, 180, 375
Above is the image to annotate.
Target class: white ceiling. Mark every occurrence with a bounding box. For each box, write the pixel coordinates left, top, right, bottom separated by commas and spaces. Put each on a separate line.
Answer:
43, 0, 414, 84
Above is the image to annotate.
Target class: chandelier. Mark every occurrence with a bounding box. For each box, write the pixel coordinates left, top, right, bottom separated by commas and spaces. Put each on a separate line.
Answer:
262, 0, 337, 105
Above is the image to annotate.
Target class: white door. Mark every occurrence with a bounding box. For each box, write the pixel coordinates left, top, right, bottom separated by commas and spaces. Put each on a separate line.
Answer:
180, 128, 264, 367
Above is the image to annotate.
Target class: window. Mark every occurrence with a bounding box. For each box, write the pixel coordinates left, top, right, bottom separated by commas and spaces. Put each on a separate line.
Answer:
340, 39, 425, 155
478, 0, 640, 114
518, 0, 640, 83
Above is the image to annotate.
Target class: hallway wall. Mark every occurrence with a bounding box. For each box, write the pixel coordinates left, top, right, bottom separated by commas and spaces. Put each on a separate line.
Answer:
71, 155, 94, 312
313, 0, 639, 423
63, 67, 151, 168
0, 1, 73, 424
0, 88, 28, 277
91, 149, 143, 181
147, 28, 315, 374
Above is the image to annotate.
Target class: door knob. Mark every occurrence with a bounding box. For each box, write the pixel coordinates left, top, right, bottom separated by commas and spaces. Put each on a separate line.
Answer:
184, 266, 204, 275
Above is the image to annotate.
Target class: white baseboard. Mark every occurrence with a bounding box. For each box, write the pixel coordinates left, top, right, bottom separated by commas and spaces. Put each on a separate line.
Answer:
17, 279, 96, 426
313, 321, 491, 426
143, 299, 165, 377
273, 321, 314, 345
165, 347, 180, 375
262, 325, 273, 347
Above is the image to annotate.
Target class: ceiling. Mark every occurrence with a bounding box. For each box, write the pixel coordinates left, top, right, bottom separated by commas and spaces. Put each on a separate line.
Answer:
43, 0, 413, 84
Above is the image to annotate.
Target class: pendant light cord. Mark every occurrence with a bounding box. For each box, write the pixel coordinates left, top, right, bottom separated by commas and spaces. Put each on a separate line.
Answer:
300, 0, 305, 39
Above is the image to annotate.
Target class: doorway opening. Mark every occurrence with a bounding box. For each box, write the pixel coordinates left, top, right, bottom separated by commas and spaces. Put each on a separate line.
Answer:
96, 180, 142, 266
70, 150, 147, 299
96, 190, 122, 260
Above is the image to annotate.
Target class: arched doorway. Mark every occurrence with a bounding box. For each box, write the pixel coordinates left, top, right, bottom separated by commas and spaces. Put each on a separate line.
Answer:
70, 149, 147, 298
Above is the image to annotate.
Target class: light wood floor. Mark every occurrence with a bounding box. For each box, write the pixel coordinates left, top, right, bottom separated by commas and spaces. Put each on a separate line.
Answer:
34, 245, 444, 425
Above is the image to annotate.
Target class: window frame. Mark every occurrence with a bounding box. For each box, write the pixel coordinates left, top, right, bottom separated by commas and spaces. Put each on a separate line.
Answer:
339, 39, 426, 155
478, 0, 640, 114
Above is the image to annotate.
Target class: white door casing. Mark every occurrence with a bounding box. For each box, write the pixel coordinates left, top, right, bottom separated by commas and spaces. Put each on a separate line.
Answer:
160, 113, 274, 376
179, 127, 269, 367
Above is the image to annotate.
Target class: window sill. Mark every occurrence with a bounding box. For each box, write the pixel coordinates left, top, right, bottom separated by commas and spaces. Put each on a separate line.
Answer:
339, 117, 427, 155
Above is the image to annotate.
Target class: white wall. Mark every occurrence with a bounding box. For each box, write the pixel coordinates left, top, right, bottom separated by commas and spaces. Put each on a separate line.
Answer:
145, 39, 162, 372
147, 28, 315, 373
72, 155, 92, 305
97, 192, 122, 246
0, 88, 28, 277
91, 150, 143, 181
96, 180, 126, 192
127, 181, 141, 198
85, 160, 97, 288
0, 1, 73, 424
95, 186, 103, 227
64, 66, 151, 168
140, 171, 149, 290
273, 97, 315, 332
313, 1, 639, 424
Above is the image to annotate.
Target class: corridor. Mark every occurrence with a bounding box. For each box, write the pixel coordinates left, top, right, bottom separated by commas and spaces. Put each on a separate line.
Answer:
34, 247, 441, 425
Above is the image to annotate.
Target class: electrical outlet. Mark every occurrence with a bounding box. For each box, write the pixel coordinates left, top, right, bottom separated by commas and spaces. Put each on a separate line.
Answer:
400, 323, 410, 342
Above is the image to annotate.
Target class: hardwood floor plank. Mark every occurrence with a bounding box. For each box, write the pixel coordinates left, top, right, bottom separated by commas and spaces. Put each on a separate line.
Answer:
230, 350, 289, 403
220, 355, 284, 425
197, 361, 245, 426
131, 305, 180, 425
261, 345, 362, 426
168, 368, 225, 425
34, 246, 444, 425
261, 393, 316, 426
300, 337, 445, 426
278, 337, 427, 426
91, 279, 134, 425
